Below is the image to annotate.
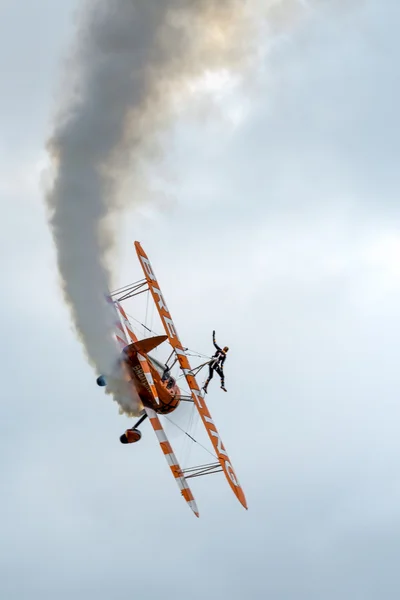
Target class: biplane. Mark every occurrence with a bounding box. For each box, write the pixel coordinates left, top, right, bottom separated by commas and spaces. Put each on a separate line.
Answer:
97, 242, 247, 517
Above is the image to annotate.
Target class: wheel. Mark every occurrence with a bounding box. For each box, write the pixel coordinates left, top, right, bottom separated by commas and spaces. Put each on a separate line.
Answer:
96, 375, 107, 387
120, 429, 142, 444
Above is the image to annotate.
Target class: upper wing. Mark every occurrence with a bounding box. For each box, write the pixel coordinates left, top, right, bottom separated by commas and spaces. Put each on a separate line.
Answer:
114, 300, 199, 518
134, 241, 248, 510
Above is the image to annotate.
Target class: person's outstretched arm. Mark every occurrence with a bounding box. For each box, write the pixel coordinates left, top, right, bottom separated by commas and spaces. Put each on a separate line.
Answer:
213, 330, 222, 351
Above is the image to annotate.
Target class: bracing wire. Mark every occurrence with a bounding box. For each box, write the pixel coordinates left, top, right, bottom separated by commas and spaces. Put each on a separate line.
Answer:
164, 416, 217, 460
144, 290, 150, 338
125, 310, 211, 364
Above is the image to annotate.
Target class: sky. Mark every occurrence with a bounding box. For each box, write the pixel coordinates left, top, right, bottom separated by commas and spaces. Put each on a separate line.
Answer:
2, 0, 400, 598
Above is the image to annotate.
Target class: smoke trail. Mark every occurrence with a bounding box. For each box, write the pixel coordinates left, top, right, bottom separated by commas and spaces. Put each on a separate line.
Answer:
45, 0, 254, 415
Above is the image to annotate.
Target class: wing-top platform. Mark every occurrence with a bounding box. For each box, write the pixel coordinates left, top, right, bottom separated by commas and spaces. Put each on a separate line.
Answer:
134, 241, 248, 510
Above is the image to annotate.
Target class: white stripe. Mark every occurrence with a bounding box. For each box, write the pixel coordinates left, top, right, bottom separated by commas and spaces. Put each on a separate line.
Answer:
138, 359, 160, 404
165, 453, 178, 467
115, 304, 134, 340
188, 500, 199, 514
116, 336, 126, 349
154, 429, 168, 444
124, 319, 135, 337
177, 476, 191, 490
175, 477, 185, 491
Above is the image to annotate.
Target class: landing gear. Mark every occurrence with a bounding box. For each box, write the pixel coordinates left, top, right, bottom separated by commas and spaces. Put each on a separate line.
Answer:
96, 375, 107, 386
120, 429, 142, 444
119, 413, 147, 444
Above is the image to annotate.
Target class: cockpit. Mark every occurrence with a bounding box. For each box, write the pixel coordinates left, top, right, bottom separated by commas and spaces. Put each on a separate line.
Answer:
148, 355, 176, 391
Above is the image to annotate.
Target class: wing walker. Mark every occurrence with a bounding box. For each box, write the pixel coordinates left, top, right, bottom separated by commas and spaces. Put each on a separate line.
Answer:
97, 242, 247, 517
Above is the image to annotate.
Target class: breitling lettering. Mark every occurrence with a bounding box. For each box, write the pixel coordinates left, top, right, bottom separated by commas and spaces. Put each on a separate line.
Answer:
139, 256, 156, 281
204, 416, 228, 458
191, 389, 204, 409
202, 415, 241, 487
133, 364, 151, 392
163, 317, 177, 339
152, 286, 169, 313
225, 461, 240, 487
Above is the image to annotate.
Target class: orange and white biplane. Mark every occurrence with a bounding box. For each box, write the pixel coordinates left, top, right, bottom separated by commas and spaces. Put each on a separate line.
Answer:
97, 242, 247, 517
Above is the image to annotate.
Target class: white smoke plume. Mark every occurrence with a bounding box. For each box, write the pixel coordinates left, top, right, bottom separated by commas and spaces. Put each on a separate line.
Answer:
45, 0, 338, 414
45, 0, 255, 415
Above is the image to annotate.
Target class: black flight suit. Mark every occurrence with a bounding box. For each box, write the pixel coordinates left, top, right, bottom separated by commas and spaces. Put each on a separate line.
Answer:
204, 335, 227, 391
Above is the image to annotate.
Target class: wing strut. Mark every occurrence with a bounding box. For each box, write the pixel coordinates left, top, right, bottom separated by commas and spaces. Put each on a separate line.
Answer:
134, 242, 248, 510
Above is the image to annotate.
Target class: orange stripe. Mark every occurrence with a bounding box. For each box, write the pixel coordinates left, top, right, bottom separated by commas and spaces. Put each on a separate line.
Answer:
160, 441, 173, 455
171, 465, 183, 478
126, 327, 136, 342
150, 418, 162, 431
181, 488, 194, 502
119, 306, 127, 318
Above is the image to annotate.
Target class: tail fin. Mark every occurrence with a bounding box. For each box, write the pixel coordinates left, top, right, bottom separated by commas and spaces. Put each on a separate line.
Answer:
129, 335, 168, 354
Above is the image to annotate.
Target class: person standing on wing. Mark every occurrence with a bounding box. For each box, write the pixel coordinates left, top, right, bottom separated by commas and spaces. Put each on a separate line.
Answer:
202, 330, 229, 393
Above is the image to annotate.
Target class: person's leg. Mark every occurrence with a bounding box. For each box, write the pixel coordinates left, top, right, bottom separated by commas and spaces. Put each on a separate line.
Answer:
203, 364, 214, 392
215, 365, 227, 391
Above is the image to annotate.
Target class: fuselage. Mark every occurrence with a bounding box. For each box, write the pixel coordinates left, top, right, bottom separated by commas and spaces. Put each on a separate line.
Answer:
122, 344, 180, 414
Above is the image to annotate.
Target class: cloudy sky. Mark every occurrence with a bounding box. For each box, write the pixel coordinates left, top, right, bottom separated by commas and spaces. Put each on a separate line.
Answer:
2, 0, 400, 598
